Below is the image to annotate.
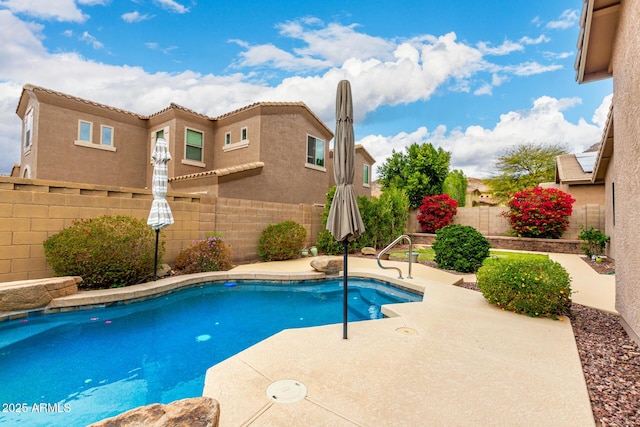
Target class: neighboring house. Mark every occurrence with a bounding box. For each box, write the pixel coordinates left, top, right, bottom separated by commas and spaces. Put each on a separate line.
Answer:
466, 178, 499, 206
575, 0, 640, 344
553, 148, 605, 205
14, 84, 373, 205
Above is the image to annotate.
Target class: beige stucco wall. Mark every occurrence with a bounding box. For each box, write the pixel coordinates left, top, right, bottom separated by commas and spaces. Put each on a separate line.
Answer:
20, 92, 150, 188
557, 183, 605, 205
0, 176, 322, 283
610, 0, 640, 343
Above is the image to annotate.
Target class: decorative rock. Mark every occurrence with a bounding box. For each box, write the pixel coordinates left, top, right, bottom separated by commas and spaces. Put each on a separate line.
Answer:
157, 264, 172, 277
0, 277, 81, 311
361, 247, 377, 256
88, 396, 220, 427
310, 256, 343, 274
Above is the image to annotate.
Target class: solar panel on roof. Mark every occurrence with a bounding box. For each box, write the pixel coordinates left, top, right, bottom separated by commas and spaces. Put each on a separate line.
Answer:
575, 151, 597, 173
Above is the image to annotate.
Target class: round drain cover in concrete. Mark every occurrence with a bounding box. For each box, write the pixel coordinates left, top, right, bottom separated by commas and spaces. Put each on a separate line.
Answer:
266, 380, 307, 403
396, 327, 418, 336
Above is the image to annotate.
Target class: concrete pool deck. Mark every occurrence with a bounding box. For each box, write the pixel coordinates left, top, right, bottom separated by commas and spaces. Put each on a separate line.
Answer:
201, 256, 598, 426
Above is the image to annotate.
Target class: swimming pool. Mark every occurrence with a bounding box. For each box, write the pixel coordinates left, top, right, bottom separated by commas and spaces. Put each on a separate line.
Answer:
0, 278, 421, 426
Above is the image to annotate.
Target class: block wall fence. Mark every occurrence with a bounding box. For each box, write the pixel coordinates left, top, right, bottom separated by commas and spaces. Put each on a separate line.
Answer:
0, 175, 606, 283
0, 177, 323, 283
407, 205, 606, 240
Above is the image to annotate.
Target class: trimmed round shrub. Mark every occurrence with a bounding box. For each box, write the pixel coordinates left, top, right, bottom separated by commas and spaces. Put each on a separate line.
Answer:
477, 258, 572, 318
258, 221, 307, 261
505, 187, 575, 238
43, 215, 160, 289
432, 224, 490, 273
417, 194, 458, 233
174, 236, 233, 274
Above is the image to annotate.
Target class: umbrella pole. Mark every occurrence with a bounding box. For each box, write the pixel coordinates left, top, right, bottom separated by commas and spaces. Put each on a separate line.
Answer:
343, 239, 348, 339
153, 229, 159, 281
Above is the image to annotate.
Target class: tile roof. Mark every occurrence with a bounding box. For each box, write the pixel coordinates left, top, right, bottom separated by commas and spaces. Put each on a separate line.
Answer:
556, 153, 594, 184
20, 84, 146, 119
169, 162, 264, 182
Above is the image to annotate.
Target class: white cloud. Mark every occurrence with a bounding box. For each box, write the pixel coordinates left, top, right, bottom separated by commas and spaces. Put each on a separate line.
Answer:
0, 11, 606, 175
519, 35, 550, 45
546, 9, 580, 30
0, 0, 88, 22
122, 11, 152, 23
592, 94, 613, 128
80, 31, 103, 49
153, 0, 189, 14
360, 95, 605, 180
477, 40, 524, 56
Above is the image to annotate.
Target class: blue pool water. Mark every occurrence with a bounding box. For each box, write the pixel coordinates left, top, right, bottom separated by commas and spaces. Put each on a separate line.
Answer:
0, 278, 421, 426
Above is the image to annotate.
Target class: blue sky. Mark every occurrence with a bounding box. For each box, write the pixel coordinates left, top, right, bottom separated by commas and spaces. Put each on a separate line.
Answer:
0, 0, 612, 178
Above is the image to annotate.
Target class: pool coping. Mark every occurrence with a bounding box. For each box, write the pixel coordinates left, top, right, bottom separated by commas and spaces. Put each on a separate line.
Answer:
0, 262, 433, 321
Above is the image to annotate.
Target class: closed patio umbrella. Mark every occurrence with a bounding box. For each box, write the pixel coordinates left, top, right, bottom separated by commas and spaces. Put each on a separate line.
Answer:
326, 80, 365, 339
147, 137, 174, 280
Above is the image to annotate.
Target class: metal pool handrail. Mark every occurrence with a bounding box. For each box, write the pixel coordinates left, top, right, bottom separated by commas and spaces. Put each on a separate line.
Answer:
377, 234, 413, 279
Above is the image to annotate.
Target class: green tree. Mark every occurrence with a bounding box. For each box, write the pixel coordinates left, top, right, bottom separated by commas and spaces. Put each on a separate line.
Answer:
377, 142, 450, 208
443, 169, 468, 207
484, 142, 567, 203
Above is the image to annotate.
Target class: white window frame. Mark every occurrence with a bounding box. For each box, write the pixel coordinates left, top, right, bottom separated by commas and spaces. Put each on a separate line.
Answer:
23, 108, 33, 152
78, 120, 92, 143
223, 127, 249, 152
182, 127, 205, 167
100, 125, 114, 146
74, 120, 116, 152
305, 134, 326, 171
363, 164, 370, 187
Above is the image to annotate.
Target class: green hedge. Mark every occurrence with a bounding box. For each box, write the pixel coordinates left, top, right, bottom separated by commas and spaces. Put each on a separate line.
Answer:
43, 215, 159, 289
432, 224, 490, 273
477, 258, 571, 319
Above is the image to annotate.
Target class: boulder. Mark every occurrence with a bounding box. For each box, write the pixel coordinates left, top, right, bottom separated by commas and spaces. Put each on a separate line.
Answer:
360, 247, 377, 256
88, 396, 220, 427
310, 256, 343, 275
0, 277, 81, 311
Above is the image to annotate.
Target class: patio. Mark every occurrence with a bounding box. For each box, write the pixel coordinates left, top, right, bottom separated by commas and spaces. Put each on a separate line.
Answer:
202, 256, 597, 426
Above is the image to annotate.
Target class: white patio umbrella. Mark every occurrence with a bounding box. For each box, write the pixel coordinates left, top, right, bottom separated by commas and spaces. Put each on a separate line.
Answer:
326, 80, 365, 339
147, 137, 174, 280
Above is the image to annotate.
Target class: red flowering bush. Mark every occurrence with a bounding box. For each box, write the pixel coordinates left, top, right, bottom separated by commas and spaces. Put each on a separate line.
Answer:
417, 194, 459, 233
505, 187, 575, 238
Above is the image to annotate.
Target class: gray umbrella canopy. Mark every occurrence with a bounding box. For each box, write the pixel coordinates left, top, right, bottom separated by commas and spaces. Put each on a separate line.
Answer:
326, 80, 365, 242
326, 80, 364, 339
147, 137, 174, 231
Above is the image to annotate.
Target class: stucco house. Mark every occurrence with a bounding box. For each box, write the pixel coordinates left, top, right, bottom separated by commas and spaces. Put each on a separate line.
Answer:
575, 0, 640, 344
553, 147, 605, 205
14, 84, 374, 205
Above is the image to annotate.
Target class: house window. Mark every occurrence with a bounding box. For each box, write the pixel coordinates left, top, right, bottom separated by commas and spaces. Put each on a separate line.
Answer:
185, 128, 203, 162
23, 108, 33, 150
241, 127, 248, 141
79, 120, 92, 143
612, 182, 616, 226
363, 164, 370, 186
225, 132, 231, 145
306, 135, 325, 167
101, 125, 114, 146
156, 129, 164, 140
